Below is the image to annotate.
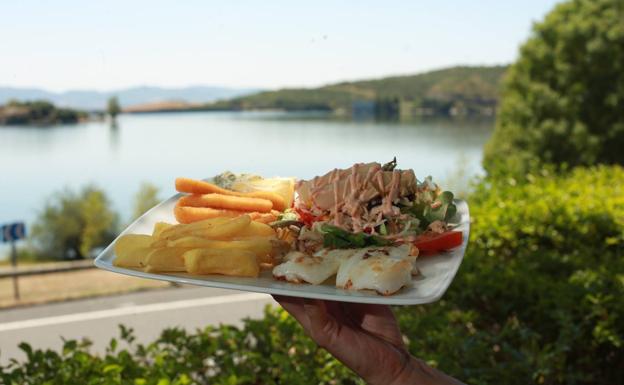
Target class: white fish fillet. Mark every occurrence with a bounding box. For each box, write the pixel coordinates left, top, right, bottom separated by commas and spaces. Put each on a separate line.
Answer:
335, 244, 415, 295
272, 249, 356, 284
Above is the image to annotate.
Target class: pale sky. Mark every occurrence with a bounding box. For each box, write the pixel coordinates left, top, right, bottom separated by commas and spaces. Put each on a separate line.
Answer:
0, 0, 561, 92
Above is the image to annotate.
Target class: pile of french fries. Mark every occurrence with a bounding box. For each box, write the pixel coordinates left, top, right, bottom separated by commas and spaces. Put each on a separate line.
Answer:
113, 215, 284, 277
174, 177, 287, 224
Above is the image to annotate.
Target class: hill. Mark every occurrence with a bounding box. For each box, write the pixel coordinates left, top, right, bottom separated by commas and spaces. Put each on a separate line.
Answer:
203, 65, 508, 117
0, 86, 259, 111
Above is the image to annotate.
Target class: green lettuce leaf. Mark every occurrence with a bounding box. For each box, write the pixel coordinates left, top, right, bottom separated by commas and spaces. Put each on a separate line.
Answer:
320, 224, 392, 249
424, 191, 457, 223
400, 191, 457, 229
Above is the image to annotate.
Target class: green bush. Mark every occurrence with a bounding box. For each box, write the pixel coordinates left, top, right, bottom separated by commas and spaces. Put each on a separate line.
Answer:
131, 182, 161, 221
30, 185, 119, 259
0, 311, 361, 385
2, 167, 622, 384
483, 0, 624, 177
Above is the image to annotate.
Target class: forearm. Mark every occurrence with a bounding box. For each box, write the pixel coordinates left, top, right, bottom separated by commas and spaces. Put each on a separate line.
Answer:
388, 356, 464, 385
355, 346, 463, 385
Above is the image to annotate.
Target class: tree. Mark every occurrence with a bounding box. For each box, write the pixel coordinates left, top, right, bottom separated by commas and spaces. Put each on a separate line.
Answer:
107, 96, 121, 119
483, 0, 624, 177
31, 186, 118, 259
131, 182, 161, 221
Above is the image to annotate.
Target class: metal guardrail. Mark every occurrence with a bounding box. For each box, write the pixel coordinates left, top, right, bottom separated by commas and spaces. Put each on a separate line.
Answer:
0, 260, 95, 279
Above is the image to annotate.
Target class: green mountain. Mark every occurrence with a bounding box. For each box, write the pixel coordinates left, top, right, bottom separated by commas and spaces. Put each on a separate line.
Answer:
204, 65, 508, 117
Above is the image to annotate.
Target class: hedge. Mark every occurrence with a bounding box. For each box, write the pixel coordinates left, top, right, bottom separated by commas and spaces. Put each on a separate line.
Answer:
1, 166, 622, 385
398, 165, 623, 384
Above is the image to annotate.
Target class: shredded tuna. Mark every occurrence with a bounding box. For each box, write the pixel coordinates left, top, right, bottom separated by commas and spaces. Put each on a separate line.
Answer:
295, 162, 421, 235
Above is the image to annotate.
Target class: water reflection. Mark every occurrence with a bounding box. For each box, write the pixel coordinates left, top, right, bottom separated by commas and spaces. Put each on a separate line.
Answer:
109, 119, 120, 152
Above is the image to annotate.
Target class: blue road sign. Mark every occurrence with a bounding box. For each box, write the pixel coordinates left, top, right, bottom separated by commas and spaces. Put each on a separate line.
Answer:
1, 222, 26, 243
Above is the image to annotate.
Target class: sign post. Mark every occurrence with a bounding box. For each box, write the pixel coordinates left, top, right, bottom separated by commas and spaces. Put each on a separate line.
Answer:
10, 239, 19, 300
2, 222, 26, 301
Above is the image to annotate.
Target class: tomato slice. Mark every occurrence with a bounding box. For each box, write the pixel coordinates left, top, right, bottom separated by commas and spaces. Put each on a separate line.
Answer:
414, 231, 463, 253
294, 208, 320, 227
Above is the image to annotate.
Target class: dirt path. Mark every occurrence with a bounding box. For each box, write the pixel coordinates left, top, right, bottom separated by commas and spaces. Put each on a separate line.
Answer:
0, 268, 168, 308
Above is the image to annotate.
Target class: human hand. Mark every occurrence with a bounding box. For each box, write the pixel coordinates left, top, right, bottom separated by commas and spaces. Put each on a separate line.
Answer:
273, 296, 462, 385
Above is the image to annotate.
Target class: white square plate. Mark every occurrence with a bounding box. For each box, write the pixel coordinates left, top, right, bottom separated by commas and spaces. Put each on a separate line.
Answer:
95, 194, 469, 305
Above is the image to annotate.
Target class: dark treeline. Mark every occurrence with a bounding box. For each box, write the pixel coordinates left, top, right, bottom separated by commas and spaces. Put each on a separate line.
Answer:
0, 100, 87, 125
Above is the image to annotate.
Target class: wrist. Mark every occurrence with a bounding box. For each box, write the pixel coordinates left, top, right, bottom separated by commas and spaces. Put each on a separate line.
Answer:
385, 351, 417, 385
389, 356, 464, 385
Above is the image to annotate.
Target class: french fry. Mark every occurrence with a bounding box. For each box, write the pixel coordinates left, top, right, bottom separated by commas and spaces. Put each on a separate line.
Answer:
168, 236, 272, 262
174, 205, 242, 224
184, 248, 259, 277
168, 237, 230, 248
150, 239, 168, 248
178, 193, 273, 213
181, 216, 231, 230
247, 212, 278, 224
175, 177, 287, 211
166, 214, 252, 240
113, 234, 154, 268
144, 247, 190, 272
113, 246, 153, 268
160, 215, 231, 238
228, 237, 273, 264
234, 221, 276, 238
202, 215, 252, 238
152, 222, 173, 237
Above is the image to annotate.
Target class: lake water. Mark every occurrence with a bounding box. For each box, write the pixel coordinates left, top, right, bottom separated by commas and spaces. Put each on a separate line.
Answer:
0, 111, 492, 257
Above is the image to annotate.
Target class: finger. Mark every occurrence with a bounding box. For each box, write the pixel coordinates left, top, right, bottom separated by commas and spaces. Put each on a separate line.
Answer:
303, 299, 330, 327
342, 303, 404, 348
325, 300, 352, 324
272, 295, 311, 331
303, 299, 340, 348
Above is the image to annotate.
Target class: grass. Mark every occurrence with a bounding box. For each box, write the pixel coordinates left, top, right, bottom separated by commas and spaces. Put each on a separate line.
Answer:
0, 268, 169, 309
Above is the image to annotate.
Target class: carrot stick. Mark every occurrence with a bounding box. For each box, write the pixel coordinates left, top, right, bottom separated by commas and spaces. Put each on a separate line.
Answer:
174, 205, 242, 224
174, 205, 277, 224
176, 178, 234, 196
178, 193, 273, 213
245, 191, 286, 211
175, 177, 287, 211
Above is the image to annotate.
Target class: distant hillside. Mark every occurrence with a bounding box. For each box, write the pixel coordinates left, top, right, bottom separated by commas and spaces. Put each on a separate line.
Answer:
0, 86, 260, 111
123, 100, 201, 113
204, 66, 508, 117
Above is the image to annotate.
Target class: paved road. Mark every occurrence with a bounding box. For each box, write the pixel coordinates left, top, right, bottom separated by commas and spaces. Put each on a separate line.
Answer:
0, 286, 276, 365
